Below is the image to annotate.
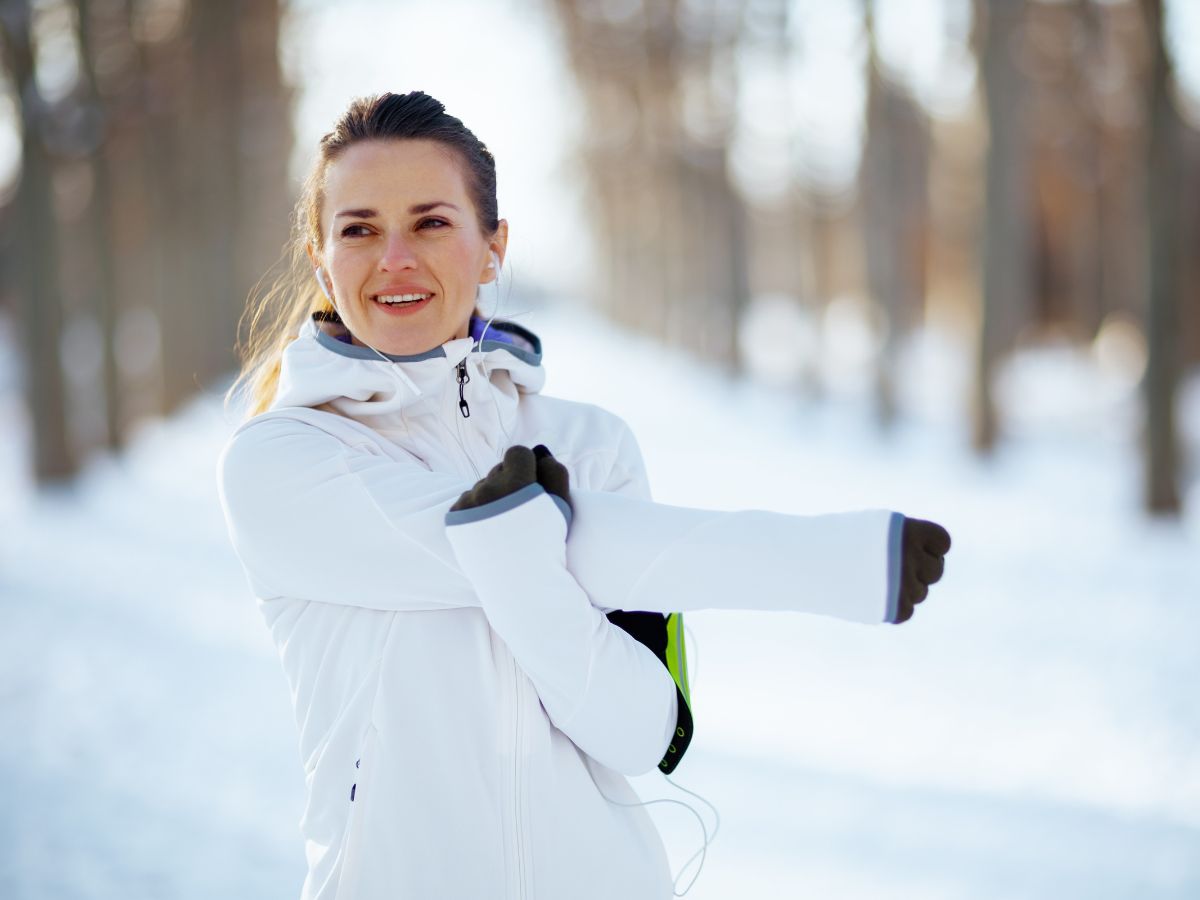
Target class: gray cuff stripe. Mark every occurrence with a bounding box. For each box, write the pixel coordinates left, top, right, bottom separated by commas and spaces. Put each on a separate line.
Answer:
444, 483, 572, 528
885, 512, 904, 623
445, 483, 544, 526
549, 494, 573, 528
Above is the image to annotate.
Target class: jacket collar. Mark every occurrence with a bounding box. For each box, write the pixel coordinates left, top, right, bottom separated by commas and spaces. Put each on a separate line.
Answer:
270, 312, 546, 424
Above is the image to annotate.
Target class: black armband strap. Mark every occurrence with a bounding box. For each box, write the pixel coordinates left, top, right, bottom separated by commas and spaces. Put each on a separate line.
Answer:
605, 610, 694, 775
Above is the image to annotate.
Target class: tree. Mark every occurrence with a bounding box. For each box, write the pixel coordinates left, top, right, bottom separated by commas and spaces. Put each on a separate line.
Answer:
861, 0, 931, 428
973, 0, 1032, 452
1139, 0, 1181, 514
549, 0, 747, 370
0, 0, 74, 481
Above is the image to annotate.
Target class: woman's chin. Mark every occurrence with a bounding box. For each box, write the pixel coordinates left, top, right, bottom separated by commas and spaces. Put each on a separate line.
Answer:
350, 305, 468, 356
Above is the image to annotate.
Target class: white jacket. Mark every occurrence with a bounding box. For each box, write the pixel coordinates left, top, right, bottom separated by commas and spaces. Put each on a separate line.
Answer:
217, 313, 903, 900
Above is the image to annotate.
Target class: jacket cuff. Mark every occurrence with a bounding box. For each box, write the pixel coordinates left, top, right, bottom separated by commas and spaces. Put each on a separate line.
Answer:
884, 511, 904, 624
444, 482, 572, 528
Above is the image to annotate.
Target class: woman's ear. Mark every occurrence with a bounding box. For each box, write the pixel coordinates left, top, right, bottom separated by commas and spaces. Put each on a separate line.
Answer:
482, 220, 509, 283
305, 243, 335, 305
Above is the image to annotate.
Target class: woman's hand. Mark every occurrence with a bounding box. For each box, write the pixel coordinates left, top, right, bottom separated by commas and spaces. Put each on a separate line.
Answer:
895, 517, 951, 623
449, 444, 571, 512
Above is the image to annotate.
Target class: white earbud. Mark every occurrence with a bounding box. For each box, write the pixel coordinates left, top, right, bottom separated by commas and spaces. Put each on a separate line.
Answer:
487, 251, 499, 271
314, 266, 334, 306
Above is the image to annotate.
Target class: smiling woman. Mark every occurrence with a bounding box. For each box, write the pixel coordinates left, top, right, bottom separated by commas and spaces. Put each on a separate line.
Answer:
233, 92, 509, 409
218, 91, 949, 900
313, 139, 506, 356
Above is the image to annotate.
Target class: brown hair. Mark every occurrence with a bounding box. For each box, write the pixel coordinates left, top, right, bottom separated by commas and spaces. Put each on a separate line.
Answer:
227, 92, 500, 419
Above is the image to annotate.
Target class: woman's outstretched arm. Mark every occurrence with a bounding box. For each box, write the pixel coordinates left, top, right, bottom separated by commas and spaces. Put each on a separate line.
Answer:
218, 407, 923, 624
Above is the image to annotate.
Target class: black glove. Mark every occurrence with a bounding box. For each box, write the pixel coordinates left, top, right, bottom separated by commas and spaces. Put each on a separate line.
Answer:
449, 445, 537, 512
449, 444, 571, 513
895, 517, 951, 624
532, 444, 571, 512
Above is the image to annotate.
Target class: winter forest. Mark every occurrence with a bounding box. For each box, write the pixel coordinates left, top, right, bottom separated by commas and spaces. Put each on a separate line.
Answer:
1, 0, 1198, 898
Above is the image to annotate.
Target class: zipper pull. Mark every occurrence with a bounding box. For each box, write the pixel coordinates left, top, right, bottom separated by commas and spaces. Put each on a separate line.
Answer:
456, 360, 471, 418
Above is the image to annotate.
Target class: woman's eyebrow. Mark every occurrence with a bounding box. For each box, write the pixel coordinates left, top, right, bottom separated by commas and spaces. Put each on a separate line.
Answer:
334, 202, 461, 219
409, 201, 460, 214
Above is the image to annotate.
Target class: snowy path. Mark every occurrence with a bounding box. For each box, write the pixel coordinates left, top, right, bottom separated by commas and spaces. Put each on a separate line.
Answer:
1, 309, 1197, 899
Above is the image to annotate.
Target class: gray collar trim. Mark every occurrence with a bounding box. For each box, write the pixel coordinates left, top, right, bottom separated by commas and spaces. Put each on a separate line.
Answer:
310, 313, 543, 367
313, 327, 445, 362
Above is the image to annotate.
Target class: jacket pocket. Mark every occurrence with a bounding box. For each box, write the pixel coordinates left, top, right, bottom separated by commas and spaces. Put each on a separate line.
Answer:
335, 723, 379, 900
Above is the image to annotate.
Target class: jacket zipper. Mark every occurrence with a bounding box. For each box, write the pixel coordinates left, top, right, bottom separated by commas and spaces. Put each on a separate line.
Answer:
443, 358, 481, 478
336, 724, 378, 900
456, 360, 471, 418
512, 657, 529, 899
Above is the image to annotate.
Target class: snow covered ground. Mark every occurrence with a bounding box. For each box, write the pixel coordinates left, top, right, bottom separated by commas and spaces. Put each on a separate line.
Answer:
1, 306, 1197, 899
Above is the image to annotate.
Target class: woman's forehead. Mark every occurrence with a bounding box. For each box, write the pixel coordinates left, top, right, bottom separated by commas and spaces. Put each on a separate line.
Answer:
324, 139, 471, 209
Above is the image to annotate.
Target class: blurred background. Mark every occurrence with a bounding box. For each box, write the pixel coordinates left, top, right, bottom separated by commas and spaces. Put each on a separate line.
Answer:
1, 0, 1198, 898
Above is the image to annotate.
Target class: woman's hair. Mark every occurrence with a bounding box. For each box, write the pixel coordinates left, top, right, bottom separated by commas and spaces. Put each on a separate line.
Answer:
227, 91, 500, 419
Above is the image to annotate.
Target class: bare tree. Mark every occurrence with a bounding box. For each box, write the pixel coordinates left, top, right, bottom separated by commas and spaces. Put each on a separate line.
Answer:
1139, 0, 1180, 514
973, 0, 1032, 452
861, 0, 931, 428
549, 0, 747, 370
74, 0, 125, 450
0, 0, 74, 481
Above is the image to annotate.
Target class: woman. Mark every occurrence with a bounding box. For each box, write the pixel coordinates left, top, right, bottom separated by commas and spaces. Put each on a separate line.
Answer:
218, 91, 949, 900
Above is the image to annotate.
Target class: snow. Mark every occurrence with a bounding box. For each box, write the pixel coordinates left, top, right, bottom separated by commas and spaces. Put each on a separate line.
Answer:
1, 305, 1197, 899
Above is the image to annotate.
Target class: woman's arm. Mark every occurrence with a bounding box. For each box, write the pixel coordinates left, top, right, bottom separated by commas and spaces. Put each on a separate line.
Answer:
219, 413, 677, 773
445, 459, 678, 776
440, 442, 691, 776
218, 412, 482, 611
218, 410, 901, 622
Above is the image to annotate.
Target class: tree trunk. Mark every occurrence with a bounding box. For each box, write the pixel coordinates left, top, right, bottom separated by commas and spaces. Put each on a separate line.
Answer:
74, 0, 124, 451
1, 0, 75, 482
188, 0, 242, 388
862, 0, 930, 428
1140, 0, 1181, 514
974, 0, 1032, 453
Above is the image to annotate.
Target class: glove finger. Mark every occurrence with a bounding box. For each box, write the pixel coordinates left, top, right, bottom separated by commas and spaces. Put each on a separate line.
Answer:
500, 445, 537, 486
904, 568, 928, 605
916, 550, 944, 585
894, 596, 914, 624
532, 444, 553, 461
535, 453, 571, 503
912, 519, 951, 555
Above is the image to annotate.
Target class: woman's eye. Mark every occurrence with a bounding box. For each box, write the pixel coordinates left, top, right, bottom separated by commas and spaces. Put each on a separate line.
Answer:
418, 217, 449, 230
341, 224, 371, 237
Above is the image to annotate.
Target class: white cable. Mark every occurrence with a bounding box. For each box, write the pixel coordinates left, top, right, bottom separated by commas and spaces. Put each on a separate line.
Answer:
478, 253, 514, 449
662, 774, 721, 894
354, 331, 483, 479
594, 773, 720, 897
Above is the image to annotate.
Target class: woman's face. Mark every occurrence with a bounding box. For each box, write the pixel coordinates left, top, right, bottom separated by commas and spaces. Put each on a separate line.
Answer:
314, 139, 506, 356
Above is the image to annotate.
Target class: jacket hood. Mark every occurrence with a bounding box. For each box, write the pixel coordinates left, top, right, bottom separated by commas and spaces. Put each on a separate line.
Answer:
271, 312, 546, 426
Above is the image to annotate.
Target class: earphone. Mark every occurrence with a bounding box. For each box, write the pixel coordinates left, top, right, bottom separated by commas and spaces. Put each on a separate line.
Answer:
314, 266, 335, 307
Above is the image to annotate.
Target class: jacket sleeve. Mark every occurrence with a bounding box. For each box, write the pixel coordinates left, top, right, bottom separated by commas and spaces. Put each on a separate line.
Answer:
568, 419, 905, 624
599, 424, 694, 774
444, 486, 677, 775
218, 412, 903, 623
218, 413, 482, 611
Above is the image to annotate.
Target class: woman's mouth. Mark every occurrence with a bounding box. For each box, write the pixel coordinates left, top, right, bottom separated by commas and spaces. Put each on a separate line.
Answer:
372, 293, 433, 314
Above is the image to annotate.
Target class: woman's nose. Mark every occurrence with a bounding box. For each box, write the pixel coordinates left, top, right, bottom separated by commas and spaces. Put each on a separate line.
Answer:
378, 232, 417, 271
